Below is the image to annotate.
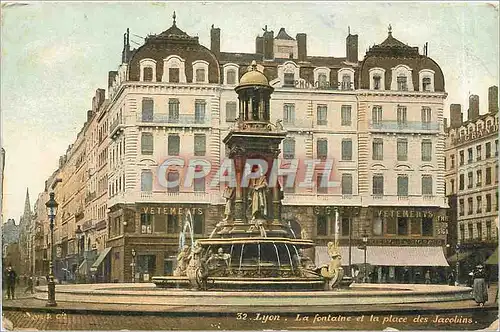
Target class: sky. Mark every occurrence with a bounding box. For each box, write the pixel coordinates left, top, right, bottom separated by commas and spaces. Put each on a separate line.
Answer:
1, 1, 498, 222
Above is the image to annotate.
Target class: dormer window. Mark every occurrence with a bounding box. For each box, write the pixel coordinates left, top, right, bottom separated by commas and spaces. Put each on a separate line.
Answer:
373, 76, 381, 90
338, 68, 355, 91
227, 70, 236, 85
196, 69, 206, 83
278, 61, 300, 88
284, 73, 295, 87
139, 58, 157, 82
169, 68, 180, 83
313, 67, 331, 89
342, 75, 351, 90
192, 60, 209, 84
318, 74, 328, 88
163, 55, 186, 83
422, 77, 431, 91
419, 69, 435, 92
397, 75, 408, 91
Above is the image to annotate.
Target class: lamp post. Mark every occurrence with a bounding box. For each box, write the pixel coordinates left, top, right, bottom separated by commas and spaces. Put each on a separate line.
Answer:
131, 249, 136, 283
362, 231, 368, 283
45, 192, 58, 307
455, 244, 460, 286
75, 225, 83, 283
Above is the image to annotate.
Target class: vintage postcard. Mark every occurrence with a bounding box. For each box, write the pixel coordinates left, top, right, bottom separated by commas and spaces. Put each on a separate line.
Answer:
0, 1, 498, 331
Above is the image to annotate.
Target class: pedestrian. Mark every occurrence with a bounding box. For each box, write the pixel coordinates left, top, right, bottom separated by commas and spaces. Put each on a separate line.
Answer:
425, 270, 431, 284
24, 275, 34, 294
447, 271, 455, 286
4, 265, 17, 300
35, 276, 40, 287
472, 265, 488, 306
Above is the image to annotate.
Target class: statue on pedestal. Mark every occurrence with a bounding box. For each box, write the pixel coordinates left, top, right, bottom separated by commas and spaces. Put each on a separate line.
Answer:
249, 173, 269, 221
186, 241, 208, 290
173, 245, 191, 277
222, 186, 235, 222
318, 241, 344, 290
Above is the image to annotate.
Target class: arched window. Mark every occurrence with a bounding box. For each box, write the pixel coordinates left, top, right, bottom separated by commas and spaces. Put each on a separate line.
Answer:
373, 75, 381, 90
143, 67, 153, 82
397, 75, 408, 91
196, 69, 206, 83
318, 73, 328, 88
422, 77, 431, 91
226, 69, 236, 85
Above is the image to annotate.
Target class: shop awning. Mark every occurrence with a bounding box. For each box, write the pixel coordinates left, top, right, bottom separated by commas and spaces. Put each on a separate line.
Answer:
485, 249, 498, 265
446, 252, 473, 263
90, 247, 112, 271
78, 259, 87, 275
315, 246, 449, 267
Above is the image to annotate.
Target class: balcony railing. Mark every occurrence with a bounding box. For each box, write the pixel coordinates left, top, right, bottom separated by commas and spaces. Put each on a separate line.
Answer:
137, 114, 209, 126
369, 120, 439, 132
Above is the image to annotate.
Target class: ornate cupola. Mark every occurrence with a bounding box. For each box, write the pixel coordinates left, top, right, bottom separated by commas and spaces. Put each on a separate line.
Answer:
234, 61, 274, 130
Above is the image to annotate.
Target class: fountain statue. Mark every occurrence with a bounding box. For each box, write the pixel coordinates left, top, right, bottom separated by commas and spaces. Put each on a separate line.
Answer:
153, 61, 350, 291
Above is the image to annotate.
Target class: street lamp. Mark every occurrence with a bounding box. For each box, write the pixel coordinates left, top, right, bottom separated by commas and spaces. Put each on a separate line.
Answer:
131, 248, 136, 283
362, 231, 368, 283
75, 225, 83, 283
455, 244, 460, 286
45, 192, 58, 307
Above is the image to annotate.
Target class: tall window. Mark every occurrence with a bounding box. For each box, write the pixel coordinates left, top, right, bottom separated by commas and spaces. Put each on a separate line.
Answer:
450, 154, 455, 168
397, 175, 409, 196
140, 214, 152, 234
195, 68, 206, 83
421, 107, 431, 126
194, 134, 206, 156
486, 194, 492, 212
422, 175, 432, 196
421, 140, 432, 161
477, 196, 482, 213
397, 106, 407, 126
193, 214, 204, 234
468, 224, 473, 239
341, 174, 353, 195
451, 179, 455, 193
283, 73, 295, 87
459, 224, 465, 241
467, 197, 473, 215
341, 74, 351, 90
486, 167, 492, 184
169, 68, 180, 83
476, 145, 482, 161
372, 106, 383, 125
397, 217, 408, 235
316, 215, 327, 236
373, 75, 381, 90
317, 139, 328, 160
283, 103, 295, 124
141, 132, 154, 155
316, 174, 328, 194
226, 69, 236, 85
397, 75, 408, 91
168, 99, 180, 123
477, 170, 482, 186
283, 138, 295, 159
168, 134, 180, 156
142, 98, 154, 122
143, 67, 153, 82
195, 100, 206, 123
341, 218, 350, 236
317, 105, 327, 125
459, 199, 464, 216
486, 221, 492, 240
372, 175, 384, 195
341, 139, 352, 161
397, 139, 408, 161
167, 171, 179, 193
467, 147, 473, 163
318, 74, 328, 88
194, 176, 205, 192
167, 215, 178, 234
226, 101, 237, 122
141, 170, 153, 191
459, 150, 464, 165
468, 172, 473, 188
372, 138, 383, 160
341, 105, 352, 126
422, 77, 431, 91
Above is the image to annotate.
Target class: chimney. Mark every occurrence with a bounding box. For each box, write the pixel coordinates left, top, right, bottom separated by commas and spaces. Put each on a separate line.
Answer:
346, 31, 358, 63
255, 36, 264, 54
87, 110, 93, 122
210, 25, 220, 55
450, 104, 463, 128
468, 94, 479, 120
108, 71, 118, 88
296, 33, 307, 62
263, 29, 274, 60
488, 85, 498, 113
96, 88, 105, 109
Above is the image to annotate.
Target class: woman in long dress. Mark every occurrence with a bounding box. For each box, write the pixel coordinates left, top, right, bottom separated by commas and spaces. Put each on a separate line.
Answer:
472, 265, 488, 306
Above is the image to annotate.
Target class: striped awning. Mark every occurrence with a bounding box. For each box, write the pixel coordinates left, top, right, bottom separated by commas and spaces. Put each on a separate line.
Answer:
90, 247, 111, 271
315, 246, 449, 267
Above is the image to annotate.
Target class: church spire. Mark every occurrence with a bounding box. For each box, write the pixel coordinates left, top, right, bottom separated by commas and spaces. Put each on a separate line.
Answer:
23, 188, 31, 217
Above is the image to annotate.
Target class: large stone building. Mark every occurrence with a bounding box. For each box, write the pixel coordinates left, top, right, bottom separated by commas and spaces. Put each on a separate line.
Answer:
2, 218, 19, 259
445, 86, 498, 282
1, 147, 5, 223
30, 16, 451, 284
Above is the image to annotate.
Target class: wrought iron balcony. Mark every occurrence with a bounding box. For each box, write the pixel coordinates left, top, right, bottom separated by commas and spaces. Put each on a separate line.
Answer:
137, 114, 209, 126
369, 120, 439, 132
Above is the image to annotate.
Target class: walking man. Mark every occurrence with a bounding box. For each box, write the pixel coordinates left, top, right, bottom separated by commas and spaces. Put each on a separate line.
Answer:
4, 265, 17, 300
25, 275, 34, 294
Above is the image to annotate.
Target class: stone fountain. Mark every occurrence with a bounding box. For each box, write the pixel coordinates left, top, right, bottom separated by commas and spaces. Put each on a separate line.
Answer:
152, 61, 347, 291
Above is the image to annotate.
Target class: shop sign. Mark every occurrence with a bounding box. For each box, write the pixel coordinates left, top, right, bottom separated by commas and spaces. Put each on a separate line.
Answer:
368, 238, 445, 246
452, 123, 499, 145
142, 206, 204, 215
376, 209, 448, 221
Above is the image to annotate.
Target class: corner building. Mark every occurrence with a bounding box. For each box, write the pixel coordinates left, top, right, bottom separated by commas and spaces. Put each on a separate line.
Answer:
105, 17, 449, 283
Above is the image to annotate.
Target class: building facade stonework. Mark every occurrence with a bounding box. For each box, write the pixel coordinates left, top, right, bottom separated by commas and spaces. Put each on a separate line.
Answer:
29, 18, 451, 284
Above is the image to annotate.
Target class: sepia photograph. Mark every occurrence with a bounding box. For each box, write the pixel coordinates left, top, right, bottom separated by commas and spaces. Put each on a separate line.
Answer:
0, 1, 498, 330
